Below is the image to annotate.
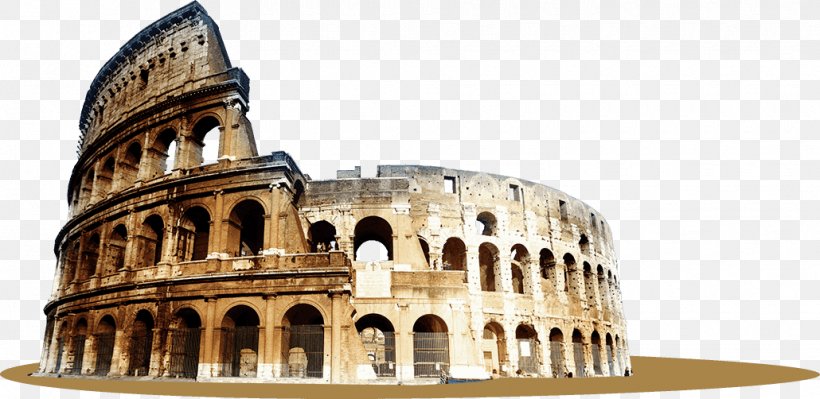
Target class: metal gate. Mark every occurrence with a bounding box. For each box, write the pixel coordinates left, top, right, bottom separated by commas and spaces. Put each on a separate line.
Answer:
169, 327, 201, 378
128, 329, 153, 376
517, 338, 539, 374
591, 343, 602, 375
549, 341, 564, 378
359, 330, 396, 377
94, 333, 115, 376
220, 326, 259, 377
69, 335, 86, 375
573, 342, 585, 377
283, 325, 324, 378
413, 332, 449, 377
54, 338, 64, 373
606, 344, 615, 376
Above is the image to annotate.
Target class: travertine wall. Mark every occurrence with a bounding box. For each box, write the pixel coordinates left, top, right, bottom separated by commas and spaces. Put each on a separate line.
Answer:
38, 2, 631, 384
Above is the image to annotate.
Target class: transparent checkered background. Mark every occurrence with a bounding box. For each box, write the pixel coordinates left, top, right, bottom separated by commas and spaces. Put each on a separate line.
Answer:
1, 1, 818, 398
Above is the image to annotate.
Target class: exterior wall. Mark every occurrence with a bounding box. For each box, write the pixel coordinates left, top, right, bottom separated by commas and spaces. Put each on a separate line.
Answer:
39, 1, 631, 384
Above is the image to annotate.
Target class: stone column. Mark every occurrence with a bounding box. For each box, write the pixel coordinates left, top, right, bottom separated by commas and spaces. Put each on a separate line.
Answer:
396, 303, 411, 382
528, 259, 543, 299
199, 297, 217, 378
330, 290, 343, 383
210, 189, 225, 255
109, 328, 125, 376
262, 295, 276, 378
498, 252, 512, 293
123, 210, 138, 271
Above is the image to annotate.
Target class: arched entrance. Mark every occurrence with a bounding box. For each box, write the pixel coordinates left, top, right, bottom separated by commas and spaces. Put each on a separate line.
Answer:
168, 308, 202, 378
178, 207, 210, 261
515, 324, 539, 375
412, 314, 449, 377
606, 333, 616, 376
219, 305, 260, 377
93, 315, 116, 376
482, 322, 506, 375
572, 329, 585, 377
69, 318, 88, 375
549, 328, 564, 378
308, 220, 337, 252
591, 330, 602, 375
355, 314, 396, 377
479, 242, 499, 292
282, 304, 324, 378
127, 310, 154, 376
354, 216, 393, 261
227, 200, 265, 257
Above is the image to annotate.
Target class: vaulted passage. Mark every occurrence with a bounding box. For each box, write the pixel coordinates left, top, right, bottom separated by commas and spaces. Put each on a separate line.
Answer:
69, 319, 88, 375
479, 243, 499, 292
140, 215, 164, 267
354, 216, 393, 261
510, 244, 530, 294
219, 305, 260, 377
540, 248, 557, 291
549, 328, 564, 378
106, 224, 127, 274
152, 128, 177, 177
475, 211, 497, 236
482, 322, 506, 375
178, 207, 210, 261
93, 315, 116, 376
308, 220, 337, 252
227, 200, 265, 257
191, 116, 222, 166
441, 237, 466, 271
127, 310, 154, 377
168, 308, 202, 379
591, 330, 602, 375
79, 233, 100, 280
572, 329, 585, 377
282, 304, 324, 378
356, 314, 396, 377
412, 315, 449, 378
515, 324, 539, 375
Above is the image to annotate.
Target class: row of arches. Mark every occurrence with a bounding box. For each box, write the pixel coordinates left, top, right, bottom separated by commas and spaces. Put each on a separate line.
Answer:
72, 116, 223, 211
60, 198, 267, 285
47, 303, 329, 379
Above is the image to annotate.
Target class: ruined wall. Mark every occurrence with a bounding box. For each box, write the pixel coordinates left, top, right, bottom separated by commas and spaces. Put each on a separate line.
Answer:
39, 2, 631, 384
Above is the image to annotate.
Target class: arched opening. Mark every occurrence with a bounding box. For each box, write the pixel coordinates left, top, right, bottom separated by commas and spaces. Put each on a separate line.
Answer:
121, 142, 142, 186
98, 157, 115, 195
605, 333, 616, 376
191, 116, 221, 166
93, 315, 116, 376
549, 328, 564, 378
510, 244, 530, 294
308, 220, 336, 252
572, 329, 585, 377
479, 243, 499, 292
107, 224, 127, 274
418, 236, 430, 267
540, 248, 557, 291
79, 233, 100, 280
168, 308, 202, 378
219, 305, 261, 377
579, 234, 590, 254
591, 330, 602, 375
583, 262, 597, 308
482, 322, 506, 375
54, 322, 68, 373
412, 315, 449, 377
563, 253, 578, 297
62, 241, 80, 286
153, 128, 177, 176
178, 207, 211, 261
127, 310, 154, 377
616, 335, 625, 376
227, 200, 265, 257
141, 215, 164, 267
355, 314, 396, 377
354, 216, 393, 261
69, 318, 88, 375
80, 169, 95, 207
515, 324, 540, 375
441, 237, 466, 271
475, 211, 497, 236
282, 304, 325, 378
597, 265, 609, 312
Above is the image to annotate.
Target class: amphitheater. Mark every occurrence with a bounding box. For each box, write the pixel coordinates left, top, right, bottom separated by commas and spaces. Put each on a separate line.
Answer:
36, 2, 630, 384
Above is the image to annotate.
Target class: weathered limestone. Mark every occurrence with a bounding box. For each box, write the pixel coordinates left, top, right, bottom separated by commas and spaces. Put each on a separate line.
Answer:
38, 1, 631, 385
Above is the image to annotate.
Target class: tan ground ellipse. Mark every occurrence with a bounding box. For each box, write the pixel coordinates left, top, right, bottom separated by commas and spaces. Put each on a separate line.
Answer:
3, 357, 817, 399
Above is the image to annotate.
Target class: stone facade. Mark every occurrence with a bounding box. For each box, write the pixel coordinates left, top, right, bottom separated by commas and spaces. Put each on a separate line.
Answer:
38, 2, 630, 383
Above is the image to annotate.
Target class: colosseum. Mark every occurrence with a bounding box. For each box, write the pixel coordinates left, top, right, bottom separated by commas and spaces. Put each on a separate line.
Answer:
36, 2, 630, 384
